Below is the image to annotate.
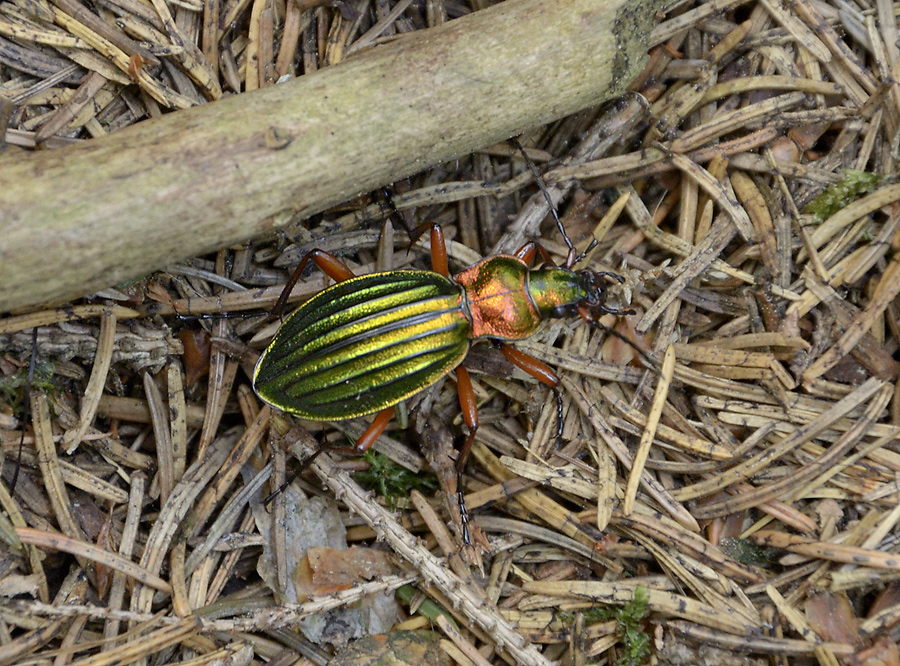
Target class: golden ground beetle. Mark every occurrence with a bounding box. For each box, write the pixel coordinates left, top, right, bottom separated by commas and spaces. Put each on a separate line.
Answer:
252, 220, 633, 542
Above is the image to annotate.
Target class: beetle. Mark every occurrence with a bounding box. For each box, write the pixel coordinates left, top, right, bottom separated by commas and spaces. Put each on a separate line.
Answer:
252, 221, 632, 541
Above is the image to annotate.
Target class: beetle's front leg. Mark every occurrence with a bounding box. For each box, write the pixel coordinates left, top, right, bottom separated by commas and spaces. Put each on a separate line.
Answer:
274, 249, 357, 316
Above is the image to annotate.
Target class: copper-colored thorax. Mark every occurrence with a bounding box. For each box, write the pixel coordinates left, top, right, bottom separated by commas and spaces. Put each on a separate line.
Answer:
454, 256, 541, 341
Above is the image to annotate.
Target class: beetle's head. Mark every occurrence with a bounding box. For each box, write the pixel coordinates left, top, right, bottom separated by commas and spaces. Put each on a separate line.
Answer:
576, 270, 633, 318
578, 270, 609, 312
529, 267, 632, 320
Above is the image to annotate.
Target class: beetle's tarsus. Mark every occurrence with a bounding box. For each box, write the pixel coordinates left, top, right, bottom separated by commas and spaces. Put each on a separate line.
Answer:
601, 305, 636, 316
510, 137, 576, 262
456, 469, 470, 545
263, 439, 329, 506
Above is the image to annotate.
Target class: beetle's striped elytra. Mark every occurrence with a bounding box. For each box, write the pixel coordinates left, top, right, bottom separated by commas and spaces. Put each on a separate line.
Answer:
253, 270, 470, 420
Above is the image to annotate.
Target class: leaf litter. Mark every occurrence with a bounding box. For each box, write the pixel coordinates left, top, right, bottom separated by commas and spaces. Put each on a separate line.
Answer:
3, 0, 900, 664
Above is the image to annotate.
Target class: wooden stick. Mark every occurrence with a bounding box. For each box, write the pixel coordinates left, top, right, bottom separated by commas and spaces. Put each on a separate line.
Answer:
0, 0, 668, 313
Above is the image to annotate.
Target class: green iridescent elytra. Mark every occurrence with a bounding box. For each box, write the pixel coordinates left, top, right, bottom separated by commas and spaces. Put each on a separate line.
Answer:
253, 271, 468, 420
252, 254, 612, 421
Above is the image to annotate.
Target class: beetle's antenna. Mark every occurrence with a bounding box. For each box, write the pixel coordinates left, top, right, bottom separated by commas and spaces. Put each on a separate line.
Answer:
510, 137, 597, 268
9, 327, 39, 493
515, 156, 655, 374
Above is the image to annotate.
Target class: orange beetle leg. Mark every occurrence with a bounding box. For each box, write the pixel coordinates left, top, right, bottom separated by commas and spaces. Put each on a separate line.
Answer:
513, 241, 555, 267
514, 242, 536, 265
577, 304, 595, 323
500, 344, 559, 387
355, 406, 394, 452
274, 249, 356, 316
454, 365, 479, 472
454, 365, 479, 544
502, 344, 566, 446
430, 225, 449, 278
298, 249, 357, 282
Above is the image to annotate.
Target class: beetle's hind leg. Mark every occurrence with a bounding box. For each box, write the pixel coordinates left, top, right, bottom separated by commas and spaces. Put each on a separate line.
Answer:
263, 436, 330, 505
264, 406, 393, 506
354, 407, 395, 453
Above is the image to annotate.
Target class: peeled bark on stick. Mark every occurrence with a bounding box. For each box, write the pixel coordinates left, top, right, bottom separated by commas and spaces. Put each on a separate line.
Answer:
0, 0, 667, 314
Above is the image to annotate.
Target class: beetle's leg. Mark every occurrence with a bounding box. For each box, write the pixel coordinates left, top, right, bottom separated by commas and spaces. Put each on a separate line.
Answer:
455, 366, 478, 468
430, 225, 449, 278
274, 250, 357, 316
454, 365, 479, 544
501, 344, 565, 446
600, 304, 636, 316
596, 271, 626, 284
514, 241, 556, 268
263, 442, 329, 505
500, 345, 559, 387
355, 406, 395, 452
265, 406, 393, 506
